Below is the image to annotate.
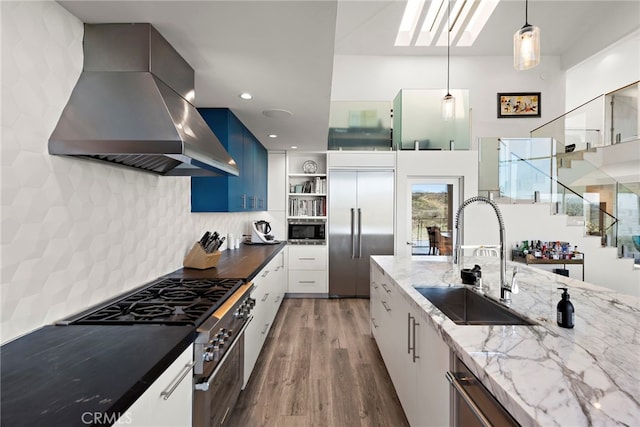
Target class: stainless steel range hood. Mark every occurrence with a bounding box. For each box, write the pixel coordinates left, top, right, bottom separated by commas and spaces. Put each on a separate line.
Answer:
49, 23, 239, 177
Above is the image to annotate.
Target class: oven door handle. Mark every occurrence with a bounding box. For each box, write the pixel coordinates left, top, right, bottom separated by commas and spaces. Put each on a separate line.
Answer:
195, 316, 253, 392
446, 371, 492, 427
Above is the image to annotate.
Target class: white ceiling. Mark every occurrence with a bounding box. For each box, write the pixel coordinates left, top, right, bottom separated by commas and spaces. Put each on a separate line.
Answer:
58, 0, 639, 151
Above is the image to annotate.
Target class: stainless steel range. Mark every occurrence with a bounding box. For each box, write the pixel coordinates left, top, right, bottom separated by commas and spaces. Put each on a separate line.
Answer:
60, 276, 255, 426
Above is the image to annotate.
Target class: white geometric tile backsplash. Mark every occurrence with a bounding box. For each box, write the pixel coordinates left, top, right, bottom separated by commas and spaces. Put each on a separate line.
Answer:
1, 1, 264, 343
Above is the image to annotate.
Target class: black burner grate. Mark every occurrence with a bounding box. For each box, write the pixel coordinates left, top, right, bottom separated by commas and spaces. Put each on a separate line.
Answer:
72, 278, 244, 326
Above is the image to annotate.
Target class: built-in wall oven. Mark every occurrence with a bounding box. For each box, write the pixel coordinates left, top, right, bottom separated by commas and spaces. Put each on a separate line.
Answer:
447, 354, 519, 427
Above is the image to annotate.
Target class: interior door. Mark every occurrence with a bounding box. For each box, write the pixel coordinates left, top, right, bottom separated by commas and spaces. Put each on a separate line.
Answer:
355, 170, 394, 296
404, 177, 460, 258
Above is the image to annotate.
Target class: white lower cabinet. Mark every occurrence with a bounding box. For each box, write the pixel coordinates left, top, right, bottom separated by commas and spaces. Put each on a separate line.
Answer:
287, 245, 327, 294
244, 248, 287, 387
117, 344, 194, 427
371, 267, 450, 427
370, 263, 395, 361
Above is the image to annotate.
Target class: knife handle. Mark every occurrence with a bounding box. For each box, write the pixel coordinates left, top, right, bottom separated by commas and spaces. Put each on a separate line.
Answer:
199, 231, 211, 246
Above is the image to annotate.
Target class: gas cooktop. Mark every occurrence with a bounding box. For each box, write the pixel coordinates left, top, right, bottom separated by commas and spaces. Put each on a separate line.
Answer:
63, 278, 244, 326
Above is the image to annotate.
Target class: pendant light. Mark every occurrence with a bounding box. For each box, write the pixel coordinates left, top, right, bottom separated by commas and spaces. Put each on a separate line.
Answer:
514, 0, 540, 70
442, 0, 455, 121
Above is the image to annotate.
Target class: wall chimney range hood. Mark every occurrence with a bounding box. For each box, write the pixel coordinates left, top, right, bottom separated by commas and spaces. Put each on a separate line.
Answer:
49, 23, 239, 177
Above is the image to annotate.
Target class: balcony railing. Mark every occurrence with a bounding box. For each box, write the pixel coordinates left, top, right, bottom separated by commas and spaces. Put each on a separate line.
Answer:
479, 136, 639, 265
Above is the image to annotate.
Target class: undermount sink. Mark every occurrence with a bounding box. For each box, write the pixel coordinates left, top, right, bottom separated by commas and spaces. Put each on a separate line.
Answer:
414, 286, 536, 326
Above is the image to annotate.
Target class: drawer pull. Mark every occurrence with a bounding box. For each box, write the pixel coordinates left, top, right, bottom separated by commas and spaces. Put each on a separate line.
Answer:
160, 361, 195, 400
381, 301, 391, 312
298, 257, 316, 261
261, 292, 270, 302
261, 323, 270, 335
299, 280, 316, 284
261, 270, 270, 278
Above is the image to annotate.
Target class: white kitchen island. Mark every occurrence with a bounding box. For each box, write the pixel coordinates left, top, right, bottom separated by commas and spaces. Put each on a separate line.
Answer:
371, 255, 640, 427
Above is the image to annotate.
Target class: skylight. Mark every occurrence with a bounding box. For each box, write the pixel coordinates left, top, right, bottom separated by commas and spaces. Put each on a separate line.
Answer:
395, 0, 500, 47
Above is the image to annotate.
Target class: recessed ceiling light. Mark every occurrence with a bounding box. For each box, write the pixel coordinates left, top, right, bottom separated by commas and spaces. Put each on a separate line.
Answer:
262, 109, 293, 119
239, 92, 253, 100
291, 146, 298, 149
268, 134, 278, 138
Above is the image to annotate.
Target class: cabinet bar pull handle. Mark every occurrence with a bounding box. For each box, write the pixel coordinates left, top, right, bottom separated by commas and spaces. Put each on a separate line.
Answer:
299, 280, 316, 284
261, 270, 270, 278
261, 322, 270, 334
261, 292, 270, 302
407, 313, 412, 354
412, 317, 420, 363
160, 361, 195, 400
298, 257, 316, 261
371, 318, 379, 329
381, 301, 391, 312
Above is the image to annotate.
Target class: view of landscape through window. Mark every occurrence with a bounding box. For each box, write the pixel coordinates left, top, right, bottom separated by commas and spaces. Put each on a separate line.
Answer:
412, 184, 453, 256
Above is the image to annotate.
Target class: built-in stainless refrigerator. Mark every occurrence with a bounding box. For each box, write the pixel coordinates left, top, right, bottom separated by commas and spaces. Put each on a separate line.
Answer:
329, 170, 394, 297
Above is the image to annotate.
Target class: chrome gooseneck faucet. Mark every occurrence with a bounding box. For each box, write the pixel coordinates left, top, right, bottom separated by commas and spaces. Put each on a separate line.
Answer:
453, 196, 518, 303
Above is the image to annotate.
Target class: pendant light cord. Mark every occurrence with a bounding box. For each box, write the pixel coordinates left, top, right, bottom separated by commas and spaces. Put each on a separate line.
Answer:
525, 0, 529, 26
446, 0, 450, 94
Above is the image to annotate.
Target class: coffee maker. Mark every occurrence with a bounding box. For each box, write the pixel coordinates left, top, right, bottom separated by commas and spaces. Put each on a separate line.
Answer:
251, 220, 276, 244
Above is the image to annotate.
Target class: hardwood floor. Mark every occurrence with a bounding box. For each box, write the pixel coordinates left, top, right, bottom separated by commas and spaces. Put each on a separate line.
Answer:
227, 298, 409, 427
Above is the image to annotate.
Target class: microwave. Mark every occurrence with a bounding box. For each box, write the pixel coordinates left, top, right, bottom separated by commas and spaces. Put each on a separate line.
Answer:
288, 220, 326, 244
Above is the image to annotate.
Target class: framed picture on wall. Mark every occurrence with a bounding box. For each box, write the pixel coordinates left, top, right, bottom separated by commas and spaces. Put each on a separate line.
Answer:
497, 92, 541, 118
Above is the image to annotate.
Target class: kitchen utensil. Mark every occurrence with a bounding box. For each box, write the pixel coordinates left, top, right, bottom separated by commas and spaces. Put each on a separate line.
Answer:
251, 220, 276, 244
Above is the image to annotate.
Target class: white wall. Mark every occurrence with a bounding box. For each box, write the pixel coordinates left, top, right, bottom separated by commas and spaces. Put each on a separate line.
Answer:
464, 203, 640, 297
0, 1, 259, 343
566, 30, 640, 110
331, 54, 566, 146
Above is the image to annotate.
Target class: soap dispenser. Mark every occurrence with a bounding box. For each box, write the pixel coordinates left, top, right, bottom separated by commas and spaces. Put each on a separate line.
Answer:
557, 287, 575, 328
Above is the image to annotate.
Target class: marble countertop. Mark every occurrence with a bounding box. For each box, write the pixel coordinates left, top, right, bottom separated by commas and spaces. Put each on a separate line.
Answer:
371, 255, 640, 427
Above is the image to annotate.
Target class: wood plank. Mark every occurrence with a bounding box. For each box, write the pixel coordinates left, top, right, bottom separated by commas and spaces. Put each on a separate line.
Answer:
226, 298, 409, 427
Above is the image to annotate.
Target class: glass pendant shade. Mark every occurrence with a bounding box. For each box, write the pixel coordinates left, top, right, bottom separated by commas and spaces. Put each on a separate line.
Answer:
514, 24, 540, 70
442, 93, 455, 121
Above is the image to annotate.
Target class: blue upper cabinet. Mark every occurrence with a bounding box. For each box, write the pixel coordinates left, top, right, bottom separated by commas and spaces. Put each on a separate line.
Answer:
191, 108, 268, 212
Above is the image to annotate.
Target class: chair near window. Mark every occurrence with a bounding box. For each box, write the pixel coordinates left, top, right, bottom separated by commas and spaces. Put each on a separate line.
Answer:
472, 246, 500, 257
427, 226, 452, 256
427, 226, 440, 255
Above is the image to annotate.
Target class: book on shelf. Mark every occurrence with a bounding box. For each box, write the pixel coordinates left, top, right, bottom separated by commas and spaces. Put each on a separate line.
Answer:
288, 197, 326, 216
289, 177, 326, 194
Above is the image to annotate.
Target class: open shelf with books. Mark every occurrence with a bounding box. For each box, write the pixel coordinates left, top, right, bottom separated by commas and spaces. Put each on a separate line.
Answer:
286, 153, 327, 220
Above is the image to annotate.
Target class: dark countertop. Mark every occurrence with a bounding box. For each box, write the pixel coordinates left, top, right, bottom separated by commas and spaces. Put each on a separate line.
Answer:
1, 324, 195, 427
164, 241, 286, 282
0, 242, 286, 427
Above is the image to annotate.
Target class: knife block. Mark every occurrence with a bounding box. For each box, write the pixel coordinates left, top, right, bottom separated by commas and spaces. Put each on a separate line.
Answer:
183, 243, 221, 269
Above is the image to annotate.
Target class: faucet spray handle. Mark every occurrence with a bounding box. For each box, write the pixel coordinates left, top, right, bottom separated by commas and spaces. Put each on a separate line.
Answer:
510, 266, 520, 294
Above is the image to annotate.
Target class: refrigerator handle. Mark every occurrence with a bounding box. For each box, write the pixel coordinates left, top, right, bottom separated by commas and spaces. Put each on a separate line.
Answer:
350, 208, 356, 259
357, 208, 362, 258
